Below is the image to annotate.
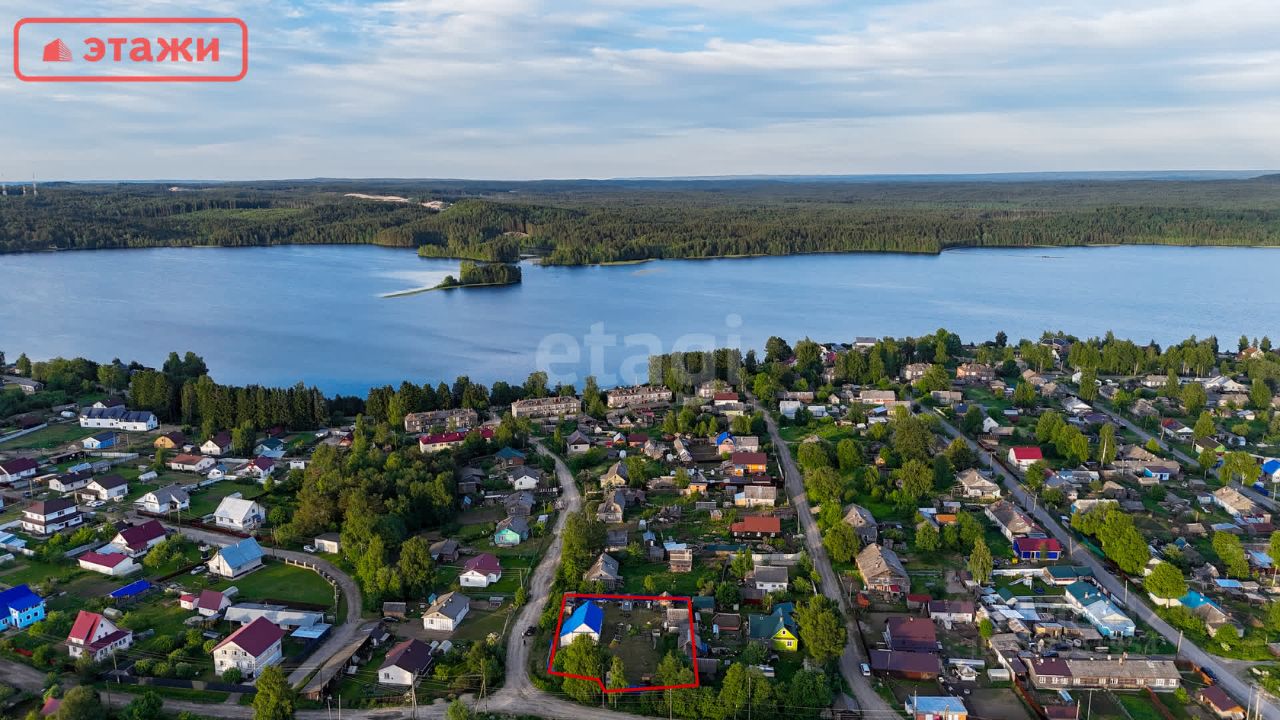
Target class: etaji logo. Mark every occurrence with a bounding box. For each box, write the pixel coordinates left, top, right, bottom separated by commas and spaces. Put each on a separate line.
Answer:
14, 17, 248, 82
42, 38, 71, 62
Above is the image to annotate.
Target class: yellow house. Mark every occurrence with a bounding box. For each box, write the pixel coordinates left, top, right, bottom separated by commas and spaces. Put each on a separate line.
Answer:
749, 604, 799, 652
153, 431, 186, 450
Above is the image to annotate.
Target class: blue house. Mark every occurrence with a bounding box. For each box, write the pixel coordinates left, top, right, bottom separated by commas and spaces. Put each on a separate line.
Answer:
82, 432, 117, 450
0, 584, 46, 629
1012, 536, 1062, 563
559, 600, 603, 647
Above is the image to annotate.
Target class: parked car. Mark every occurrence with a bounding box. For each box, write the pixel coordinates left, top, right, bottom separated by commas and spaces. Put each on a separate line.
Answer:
303, 545, 316, 553
189, 565, 206, 575
860, 663, 871, 677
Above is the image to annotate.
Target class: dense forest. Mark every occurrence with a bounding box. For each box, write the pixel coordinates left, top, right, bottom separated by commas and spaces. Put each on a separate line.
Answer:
4, 176, 1280, 263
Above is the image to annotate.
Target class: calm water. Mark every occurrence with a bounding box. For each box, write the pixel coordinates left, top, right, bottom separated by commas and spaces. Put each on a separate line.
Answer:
1, 245, 1277, 395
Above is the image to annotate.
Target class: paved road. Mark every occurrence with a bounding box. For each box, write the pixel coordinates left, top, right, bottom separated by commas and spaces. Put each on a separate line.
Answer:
751, 393, 898, 718
931, 409, 1280, 720
152, 518, 366, 689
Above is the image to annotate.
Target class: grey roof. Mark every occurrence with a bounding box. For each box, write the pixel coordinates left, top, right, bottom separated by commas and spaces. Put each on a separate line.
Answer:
752, 565, 789, 584
585, 553, 622, 581
425, 591, 470, 622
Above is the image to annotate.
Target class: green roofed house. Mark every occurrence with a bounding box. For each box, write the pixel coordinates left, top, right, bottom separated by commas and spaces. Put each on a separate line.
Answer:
495, 447, 526, 466
1044, 566, 1094, 586
748, 602, 798, 652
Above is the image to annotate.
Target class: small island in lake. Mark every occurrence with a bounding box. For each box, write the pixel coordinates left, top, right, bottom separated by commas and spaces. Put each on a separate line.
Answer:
435, 260, 522, 289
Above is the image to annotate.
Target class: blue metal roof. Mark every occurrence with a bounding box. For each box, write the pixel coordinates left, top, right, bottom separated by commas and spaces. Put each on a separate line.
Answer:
563, 600, 603, 635
218, 537, 264, 569
0, 584, 43, 613
109, 579, 153, 599
1263, 459, 1280, 475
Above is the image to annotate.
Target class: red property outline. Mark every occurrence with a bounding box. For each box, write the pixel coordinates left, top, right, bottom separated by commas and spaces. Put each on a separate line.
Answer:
14, 17, 248, 82
548, 592, 701, 693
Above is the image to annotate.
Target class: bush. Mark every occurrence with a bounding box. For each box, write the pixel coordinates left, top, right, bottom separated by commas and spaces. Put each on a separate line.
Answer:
222, 667, 243, 685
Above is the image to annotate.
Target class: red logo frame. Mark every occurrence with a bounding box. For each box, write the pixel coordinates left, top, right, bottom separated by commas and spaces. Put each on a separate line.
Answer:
547, 592, 701, 693
13, 17, 248, 82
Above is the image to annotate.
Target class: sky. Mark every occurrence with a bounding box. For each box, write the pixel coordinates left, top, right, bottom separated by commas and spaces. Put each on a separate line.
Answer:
3, 0, 1280, 180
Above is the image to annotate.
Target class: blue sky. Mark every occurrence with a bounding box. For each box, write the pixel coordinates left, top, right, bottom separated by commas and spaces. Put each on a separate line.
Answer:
4, 0, 1280, 179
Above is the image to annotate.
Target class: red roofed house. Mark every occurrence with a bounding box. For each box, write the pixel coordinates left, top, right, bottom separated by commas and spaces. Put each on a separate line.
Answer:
111, 520, 167, 557
869, 649, 941, 680
77, 550, 139, 577
66, 610, 133, 662
1199, 686, 1245, 720
885, 616, 939, 652
1013, 536, 1063, 563
713, 392, 740, 405
418, 427, 494, 453
39, 697, 60, 717
460, 553, 503, 588
181, 589, 231, 617
213, 616, 284, 678
731, 515, 782, 538
1008, 446, 1044, 471
729, 452, 768, 477
247, 457, 277, 480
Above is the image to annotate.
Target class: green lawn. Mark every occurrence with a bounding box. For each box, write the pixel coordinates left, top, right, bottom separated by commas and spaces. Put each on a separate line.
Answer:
1113, 692, 1164, 720
119, 600, 193, 641
0, 422, 93, 449
187, 480, 265, 517
0, 557, 81, 587
209, 560, 337, 608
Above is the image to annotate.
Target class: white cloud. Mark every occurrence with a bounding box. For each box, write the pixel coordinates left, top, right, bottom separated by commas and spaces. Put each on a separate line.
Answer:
6, 0, 1280, 178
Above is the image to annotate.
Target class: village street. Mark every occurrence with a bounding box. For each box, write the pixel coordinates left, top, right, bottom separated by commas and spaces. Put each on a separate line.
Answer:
930, 409, 1280, 720
750, 392, 899, 718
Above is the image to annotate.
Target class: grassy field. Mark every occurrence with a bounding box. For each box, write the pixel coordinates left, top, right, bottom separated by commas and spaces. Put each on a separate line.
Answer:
0, 422, 94, 449
452, 605, 512, 644
206, 560, 337, 608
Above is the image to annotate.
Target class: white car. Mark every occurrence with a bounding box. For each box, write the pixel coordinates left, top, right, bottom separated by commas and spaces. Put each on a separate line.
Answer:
302, 545, 316, 553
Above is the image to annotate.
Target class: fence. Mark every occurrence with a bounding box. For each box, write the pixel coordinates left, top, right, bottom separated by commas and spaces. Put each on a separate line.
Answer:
104, 672, 257, 695
0, 423, 48, 444
751, 552, 805, 565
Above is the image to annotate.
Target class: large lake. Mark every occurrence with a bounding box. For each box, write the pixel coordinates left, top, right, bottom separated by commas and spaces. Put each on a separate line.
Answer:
1, 245, 1276, 395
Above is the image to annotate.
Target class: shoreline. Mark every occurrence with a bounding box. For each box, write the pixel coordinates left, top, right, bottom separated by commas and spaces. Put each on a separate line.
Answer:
5, 240, 1280, 265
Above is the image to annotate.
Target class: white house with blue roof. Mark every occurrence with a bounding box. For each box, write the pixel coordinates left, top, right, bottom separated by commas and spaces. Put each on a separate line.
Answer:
1065, 581, 1134, 638
0, 584, 45, 629
1263, 459, 1280, 481
559, 600, 603, 647
210, 537, 265, 578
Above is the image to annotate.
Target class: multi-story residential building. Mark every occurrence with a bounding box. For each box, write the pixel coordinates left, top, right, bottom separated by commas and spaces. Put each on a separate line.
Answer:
403, 408, 479, 433
21, 497, 82, 535
606, 385, 673, 408
510, 395, 581, 419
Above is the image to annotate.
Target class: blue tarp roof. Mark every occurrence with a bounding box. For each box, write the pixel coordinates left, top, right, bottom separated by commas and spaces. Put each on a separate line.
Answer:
1263, 459, 1280, 475
715, 432, 733, 445
109, 580, 153, 599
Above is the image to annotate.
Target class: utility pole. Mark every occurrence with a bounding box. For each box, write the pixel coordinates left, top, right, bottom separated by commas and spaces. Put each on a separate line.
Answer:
410, 680, 418, 720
